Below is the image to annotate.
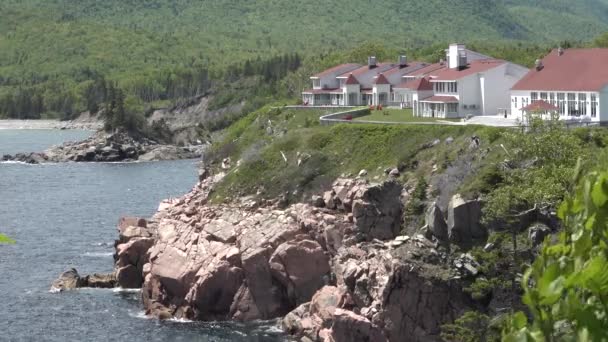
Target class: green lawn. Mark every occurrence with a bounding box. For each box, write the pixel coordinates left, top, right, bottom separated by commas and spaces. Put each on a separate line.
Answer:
354, 108, 460, 123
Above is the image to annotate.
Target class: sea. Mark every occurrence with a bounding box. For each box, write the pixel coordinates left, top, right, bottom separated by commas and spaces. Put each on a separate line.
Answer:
0, 129, 285, 341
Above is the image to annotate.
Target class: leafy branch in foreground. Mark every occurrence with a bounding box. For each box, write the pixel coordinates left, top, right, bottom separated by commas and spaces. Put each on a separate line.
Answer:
503, 166, 608, 341
0, 234, 15, 244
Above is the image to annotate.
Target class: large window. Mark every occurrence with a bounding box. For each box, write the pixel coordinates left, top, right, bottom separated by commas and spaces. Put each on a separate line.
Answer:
448, 103, 458, 112
578, 93, 587, 116
531, 92, 538, 101
558, 93, 565, 116
540, 92, 548, 101
568, 93, 577, 116
592, 94, 598, 118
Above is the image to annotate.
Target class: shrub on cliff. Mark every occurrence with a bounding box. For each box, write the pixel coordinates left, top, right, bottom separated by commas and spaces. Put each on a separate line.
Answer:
504, 167, 608, 340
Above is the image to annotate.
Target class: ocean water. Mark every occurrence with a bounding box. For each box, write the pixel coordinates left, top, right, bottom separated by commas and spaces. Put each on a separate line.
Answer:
0, 130, 285, 341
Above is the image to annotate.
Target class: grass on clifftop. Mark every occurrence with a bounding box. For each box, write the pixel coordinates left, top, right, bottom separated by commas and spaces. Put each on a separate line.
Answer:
206, 106, 505, 203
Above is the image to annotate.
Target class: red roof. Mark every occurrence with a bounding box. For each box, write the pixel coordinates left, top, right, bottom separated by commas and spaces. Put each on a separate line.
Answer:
394, 77, 433, 91
302, 88, 343, 94
374, 73, 390, 85
521, 100, 558, 112
313, 63, 361, 78
511, 48, 608, 91
337, 63, 394, 78
406, 63, 445, 77
420, 95, 459, 103
383, 61, 427, 77
430, 60, 505, 81
345, 74, 359, 85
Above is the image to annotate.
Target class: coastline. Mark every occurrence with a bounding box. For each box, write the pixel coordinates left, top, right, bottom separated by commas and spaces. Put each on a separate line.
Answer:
0, 119, 101, 131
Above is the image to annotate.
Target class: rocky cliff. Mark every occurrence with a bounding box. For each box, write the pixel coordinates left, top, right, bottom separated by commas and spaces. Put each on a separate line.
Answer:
106, 169, 486, 341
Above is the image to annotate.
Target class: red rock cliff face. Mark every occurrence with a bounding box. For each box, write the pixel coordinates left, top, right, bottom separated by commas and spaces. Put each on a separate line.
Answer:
114, 173, 477, 342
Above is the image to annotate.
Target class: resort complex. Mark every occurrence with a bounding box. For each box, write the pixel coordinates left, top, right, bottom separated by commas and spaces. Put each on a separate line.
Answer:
302, 43, 529, 118
303, 44, 608, 123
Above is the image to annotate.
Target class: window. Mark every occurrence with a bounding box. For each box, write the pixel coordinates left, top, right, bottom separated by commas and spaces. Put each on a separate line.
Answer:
592, 94, 598, 118
540, 92, 548, 101
531, 92, 538, 101
578, 93, 587, 116
568, 93, 576, 116
549, 93, 555, 106
313, 79, 320, 88
446, 82, 457, 93
558, 93, 565, 116
513, 97, 518, 108
448, 103, 458, 113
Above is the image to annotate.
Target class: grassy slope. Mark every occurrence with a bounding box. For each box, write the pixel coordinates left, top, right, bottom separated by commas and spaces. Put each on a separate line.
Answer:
207, 106, 505, 202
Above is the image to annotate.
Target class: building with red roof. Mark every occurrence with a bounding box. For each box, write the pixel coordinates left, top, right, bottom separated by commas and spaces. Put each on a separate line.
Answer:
302, 44, 529, 117
510, 48, 608, 121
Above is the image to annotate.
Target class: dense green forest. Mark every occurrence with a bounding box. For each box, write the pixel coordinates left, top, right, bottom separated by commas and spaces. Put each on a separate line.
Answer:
2, 0, 608, 121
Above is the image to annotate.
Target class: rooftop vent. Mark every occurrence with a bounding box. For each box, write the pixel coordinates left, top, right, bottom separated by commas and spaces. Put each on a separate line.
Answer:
558, 47, 564, 56
368, 56, 377, 69
535, 59, 543, 71
399, 55, 407, 67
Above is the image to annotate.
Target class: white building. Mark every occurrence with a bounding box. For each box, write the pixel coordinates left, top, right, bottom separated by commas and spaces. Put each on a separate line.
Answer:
510, 48, 608, 122
302, 43, 529, 118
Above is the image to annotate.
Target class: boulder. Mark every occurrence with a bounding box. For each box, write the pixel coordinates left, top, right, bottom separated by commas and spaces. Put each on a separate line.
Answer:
352, 180, 403, 241
50, 268, 116, 292
528, 223, 551, 246
50, 268, 85, 292
447, 194, 485, 243
328, 309, 387, 342
312, 195, 326, 208
269, 239, 331, 306
425, 202, 448, 241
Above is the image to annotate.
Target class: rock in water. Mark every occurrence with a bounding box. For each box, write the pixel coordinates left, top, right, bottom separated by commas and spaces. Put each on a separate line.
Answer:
50, 268, 85, 292
50, 268, 116, 292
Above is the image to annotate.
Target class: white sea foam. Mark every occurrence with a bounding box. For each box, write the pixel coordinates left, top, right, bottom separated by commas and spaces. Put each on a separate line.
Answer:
84, 252, 113, 257
112, 288, 142, 293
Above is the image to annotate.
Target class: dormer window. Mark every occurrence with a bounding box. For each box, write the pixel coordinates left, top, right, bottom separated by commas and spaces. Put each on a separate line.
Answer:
313, 79, 321, 88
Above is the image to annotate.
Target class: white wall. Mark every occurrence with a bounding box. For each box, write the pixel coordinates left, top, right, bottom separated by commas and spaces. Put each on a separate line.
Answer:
599, 85, 608, 122
480, 63, 526, 116
457, 74, 482, 116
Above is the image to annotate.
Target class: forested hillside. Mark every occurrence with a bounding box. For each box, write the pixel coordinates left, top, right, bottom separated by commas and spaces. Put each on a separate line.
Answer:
1, 0, 608, 120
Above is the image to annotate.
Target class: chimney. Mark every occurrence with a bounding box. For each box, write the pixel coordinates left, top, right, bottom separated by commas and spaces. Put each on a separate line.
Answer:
535, 59, 543, 71
558, 47, 564, 56
399, 55, 407, 67
368, 56, 377, 69
447, 43, 466, 69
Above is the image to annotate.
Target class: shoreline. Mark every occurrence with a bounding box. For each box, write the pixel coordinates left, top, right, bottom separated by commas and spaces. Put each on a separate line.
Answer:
0, 119, 101, 131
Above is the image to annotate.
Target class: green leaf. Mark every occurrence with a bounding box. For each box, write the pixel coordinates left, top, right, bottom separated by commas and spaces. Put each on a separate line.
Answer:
591, 176, 608, 207
0, 234, 16, 244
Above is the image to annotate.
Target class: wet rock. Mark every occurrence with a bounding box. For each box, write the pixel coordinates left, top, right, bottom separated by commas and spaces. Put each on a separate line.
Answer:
50, 268, 85, 292
358, 169, 368, 178
50, 268, 116, 292
388, 168, 400, 178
